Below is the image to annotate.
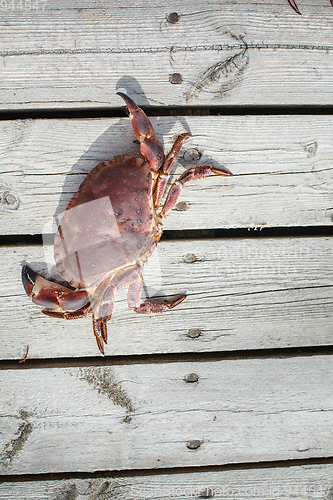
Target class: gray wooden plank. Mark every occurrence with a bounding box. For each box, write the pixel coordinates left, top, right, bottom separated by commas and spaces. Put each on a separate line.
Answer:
0, 1, 333, 109
0, 463, 332, 499
1, 115, 332, 235
0, 356, 332, 474
1, 237, 332, 360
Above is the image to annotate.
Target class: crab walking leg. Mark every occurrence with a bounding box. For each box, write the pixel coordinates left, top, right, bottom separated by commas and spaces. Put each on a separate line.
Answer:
128, 276, 187, 314
117, 92, 164, 171
22, 265, 90, 315
92, 265, 148, 355
92, 285, 115, 354
154, 132, 191, 208
92, 317, 106, 354
158, 165, 233, 219
287, 0, 301, 14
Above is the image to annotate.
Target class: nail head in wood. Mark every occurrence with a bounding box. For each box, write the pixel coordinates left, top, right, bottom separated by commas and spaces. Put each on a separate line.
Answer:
184, 373, 199, 383
186, 439, 202, 450
183, 253, 196, 263
187, 328, 201, 338
167, 12, 180, 23
183, 148, 202, 164
169, 73, 183, 84
175, 201, 188, 211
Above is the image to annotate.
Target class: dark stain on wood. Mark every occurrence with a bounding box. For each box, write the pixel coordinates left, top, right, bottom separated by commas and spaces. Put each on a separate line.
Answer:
54, 482, 78, 500
1, 409, 33, 467
76, 367, 134, 422
185, 35, 249, 101
54, 479, 111, 500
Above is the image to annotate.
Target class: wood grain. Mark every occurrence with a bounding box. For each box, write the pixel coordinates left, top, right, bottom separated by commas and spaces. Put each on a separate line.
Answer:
1, 356, 332, 474
2, 237, 332, 360
1, 115, 332, 235
0, 0, 333, 109
0, 463, 332, 499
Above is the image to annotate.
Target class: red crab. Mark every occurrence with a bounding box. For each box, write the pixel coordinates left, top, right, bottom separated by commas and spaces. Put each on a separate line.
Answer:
287, 0, 333, 14
22, 93, 233, 354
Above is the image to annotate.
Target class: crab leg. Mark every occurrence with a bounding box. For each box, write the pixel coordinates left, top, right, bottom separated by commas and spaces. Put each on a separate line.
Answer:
91, 266, 146, 355
128, 275, 186, 314
117, 92, 164, 171
153, 132, 191, 208
85, 278, 114, 354
22, 265, 90, 314
92, 285, 115, 354
158, 165, 233, 219
287, 0, 301, 14
287, 0, 332, 12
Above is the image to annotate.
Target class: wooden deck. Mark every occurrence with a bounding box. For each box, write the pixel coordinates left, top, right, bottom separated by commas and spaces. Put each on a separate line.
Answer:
1, 0, 333, 497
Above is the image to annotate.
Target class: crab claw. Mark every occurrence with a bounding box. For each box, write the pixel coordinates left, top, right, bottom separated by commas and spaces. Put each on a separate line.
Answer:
117, 92, 164, 171
22, 265, 37, 298
22, 264, 89, 312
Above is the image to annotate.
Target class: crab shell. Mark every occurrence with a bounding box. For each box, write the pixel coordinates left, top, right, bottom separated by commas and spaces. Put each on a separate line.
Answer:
54, 154, 162, 290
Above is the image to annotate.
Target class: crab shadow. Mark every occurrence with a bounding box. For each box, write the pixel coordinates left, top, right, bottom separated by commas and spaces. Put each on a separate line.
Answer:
37, 77, 194, 303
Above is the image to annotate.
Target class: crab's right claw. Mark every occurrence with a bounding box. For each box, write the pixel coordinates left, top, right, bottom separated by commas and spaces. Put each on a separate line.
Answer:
22, 265, 37, 298
117, 92, 164, 171
22, 264, 89, 312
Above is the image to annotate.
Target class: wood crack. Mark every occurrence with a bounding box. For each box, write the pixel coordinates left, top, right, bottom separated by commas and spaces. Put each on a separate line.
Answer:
190, 284, 333, 300
1, 43, 332, 59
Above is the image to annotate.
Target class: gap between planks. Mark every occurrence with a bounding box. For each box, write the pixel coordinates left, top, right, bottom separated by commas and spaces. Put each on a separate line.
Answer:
2, 105, 333, 121
1, 457, 333, 483
0, 462, 333, 500
1, 225, 333, 247
1, 345, 333, 372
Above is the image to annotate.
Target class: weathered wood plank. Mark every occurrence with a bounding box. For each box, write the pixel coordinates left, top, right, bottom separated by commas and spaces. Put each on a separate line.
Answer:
0, 356, 332, 474
0, 0, 333, 109
1, 116, 332, 235
1, 237, 332, 360
0, 463, 332, 499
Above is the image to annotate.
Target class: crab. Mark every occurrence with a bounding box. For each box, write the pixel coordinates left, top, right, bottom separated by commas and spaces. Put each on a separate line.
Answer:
22, 92, 233, 354
287, 0, 333, 14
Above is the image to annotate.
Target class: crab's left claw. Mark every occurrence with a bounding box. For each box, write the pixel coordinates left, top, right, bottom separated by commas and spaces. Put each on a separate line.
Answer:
117, 92, 164, 171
